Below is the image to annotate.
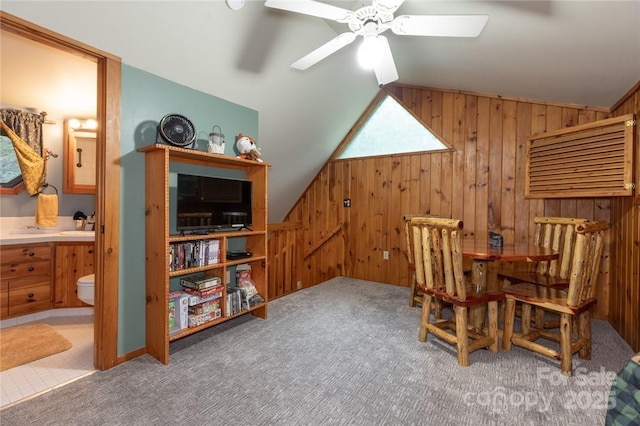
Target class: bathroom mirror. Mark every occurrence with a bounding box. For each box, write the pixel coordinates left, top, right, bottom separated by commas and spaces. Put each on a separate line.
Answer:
63, 118, 96, 194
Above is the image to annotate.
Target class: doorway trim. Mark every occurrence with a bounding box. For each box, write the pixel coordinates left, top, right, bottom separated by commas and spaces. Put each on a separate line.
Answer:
1, 11, 121, 370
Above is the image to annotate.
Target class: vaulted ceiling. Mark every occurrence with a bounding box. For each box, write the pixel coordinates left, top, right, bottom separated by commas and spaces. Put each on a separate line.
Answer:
2, 1, 639, 221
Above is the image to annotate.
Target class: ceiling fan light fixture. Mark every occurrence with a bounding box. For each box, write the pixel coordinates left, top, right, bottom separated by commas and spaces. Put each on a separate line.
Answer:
358, 35, 382, 70
266, 1, 487, 84
225, 0, 245, 11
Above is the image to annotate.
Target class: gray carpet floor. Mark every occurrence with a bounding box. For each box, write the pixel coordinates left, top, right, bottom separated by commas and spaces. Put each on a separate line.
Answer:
0, 277, 634, 425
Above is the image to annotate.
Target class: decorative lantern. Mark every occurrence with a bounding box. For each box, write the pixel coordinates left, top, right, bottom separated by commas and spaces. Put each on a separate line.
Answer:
208, 125, 225, 154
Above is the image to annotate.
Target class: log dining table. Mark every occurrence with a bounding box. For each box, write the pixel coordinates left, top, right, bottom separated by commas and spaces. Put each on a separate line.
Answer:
461, 239, 559, 328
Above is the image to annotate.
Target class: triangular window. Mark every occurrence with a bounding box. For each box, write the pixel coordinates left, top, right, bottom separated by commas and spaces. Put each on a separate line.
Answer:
334, 92, 450, 160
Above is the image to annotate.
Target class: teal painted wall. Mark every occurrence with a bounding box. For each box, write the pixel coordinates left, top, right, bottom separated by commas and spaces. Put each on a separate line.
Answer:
119, 64, 258, 355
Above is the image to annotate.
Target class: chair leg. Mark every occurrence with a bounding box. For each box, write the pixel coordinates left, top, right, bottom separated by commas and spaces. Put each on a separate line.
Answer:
503, 298, 515, 351
418, 294, 432, 342
521, 303, 532, 335
454, 305, 470, 367
560, 313, 572, 376
534, 307, 545, 329
488, 301, 499, 353
409, 272, 417, 307
434, 299, 443, 320
578, 311, 592, 360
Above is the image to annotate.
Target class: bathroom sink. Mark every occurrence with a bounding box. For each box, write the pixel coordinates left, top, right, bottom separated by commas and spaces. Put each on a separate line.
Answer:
59, 230, 95, 236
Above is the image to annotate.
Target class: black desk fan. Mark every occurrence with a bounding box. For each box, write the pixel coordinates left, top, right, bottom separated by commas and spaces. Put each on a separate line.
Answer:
156, 114, 196, 148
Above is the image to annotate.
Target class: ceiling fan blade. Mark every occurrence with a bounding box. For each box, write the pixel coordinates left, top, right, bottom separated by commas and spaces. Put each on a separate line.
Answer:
373, 36, 399, 86
291, 32, 357, 70
373, 0, 405, 14
265, 0, 352, 22
391, 15, 489, 37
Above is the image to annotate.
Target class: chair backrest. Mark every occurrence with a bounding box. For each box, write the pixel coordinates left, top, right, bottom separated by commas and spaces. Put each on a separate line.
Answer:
532, 216, 588, 278
566, 221, 608, 307
403, 214, 431, 266
409, 217, 467, 300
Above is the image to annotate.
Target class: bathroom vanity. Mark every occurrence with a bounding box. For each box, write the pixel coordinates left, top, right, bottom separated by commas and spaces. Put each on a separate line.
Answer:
0, 225, 95, 319
0, 243, 53, 318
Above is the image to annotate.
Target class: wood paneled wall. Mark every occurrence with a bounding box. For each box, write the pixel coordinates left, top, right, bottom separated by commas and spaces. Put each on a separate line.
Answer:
281, 83, 639, 350
609, 82, 640, 351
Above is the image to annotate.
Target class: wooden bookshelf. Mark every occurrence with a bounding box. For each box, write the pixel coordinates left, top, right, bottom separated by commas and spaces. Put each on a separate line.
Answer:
138, 144, 269, 364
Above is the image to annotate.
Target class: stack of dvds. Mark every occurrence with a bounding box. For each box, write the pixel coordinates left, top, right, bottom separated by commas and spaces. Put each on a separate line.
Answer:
169, 239, 220, 271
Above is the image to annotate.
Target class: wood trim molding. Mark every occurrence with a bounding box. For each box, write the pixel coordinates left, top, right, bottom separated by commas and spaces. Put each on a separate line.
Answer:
0, 11, 119, 61
268, 221, 302, 232
0, 182, 25, 195
1, 11, 122, 371
610, 80, 640, 112
94, 55, 121, 370
389, 82, 612, 113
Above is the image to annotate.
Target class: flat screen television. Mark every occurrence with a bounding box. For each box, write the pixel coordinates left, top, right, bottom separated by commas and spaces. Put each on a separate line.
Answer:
176, 173, 252, 232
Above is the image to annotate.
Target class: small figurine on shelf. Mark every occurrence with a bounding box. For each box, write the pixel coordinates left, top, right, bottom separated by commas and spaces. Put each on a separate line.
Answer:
236, 263, 264, 306
235, 133, 263, 162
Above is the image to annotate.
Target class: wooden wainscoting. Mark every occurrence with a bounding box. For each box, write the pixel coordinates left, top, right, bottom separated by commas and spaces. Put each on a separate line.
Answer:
283, 85, 614, 320
267, 222, 303, 300
269, 82, 639, 351
609, 81, 640, 351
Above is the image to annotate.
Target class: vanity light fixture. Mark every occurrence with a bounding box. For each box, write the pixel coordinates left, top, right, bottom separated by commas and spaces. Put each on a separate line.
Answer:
68, 118, 98, 130
84, 119, 98, 130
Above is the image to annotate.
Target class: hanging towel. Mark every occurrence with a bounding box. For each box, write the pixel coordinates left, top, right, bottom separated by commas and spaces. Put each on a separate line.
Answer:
35, 193, 58, 226
0, 120, 45, 196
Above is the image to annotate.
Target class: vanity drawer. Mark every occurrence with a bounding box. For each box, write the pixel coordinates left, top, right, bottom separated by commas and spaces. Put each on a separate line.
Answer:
1, 260, 52, 279
1, 245, 52, 264
0, 244, 53, 319
8, 277, 51, 316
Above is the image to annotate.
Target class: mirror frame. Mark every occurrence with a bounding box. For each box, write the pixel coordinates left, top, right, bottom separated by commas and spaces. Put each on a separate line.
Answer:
63, 118, 96, 194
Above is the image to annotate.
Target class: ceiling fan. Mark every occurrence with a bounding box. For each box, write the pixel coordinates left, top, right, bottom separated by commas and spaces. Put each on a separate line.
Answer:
265, 0, 488, 86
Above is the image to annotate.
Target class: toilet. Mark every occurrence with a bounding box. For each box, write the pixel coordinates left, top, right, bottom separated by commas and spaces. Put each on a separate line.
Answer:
77, 274, 95, 306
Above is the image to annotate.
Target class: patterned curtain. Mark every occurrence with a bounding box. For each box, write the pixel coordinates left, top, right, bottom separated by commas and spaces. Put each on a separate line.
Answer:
0, 109, 46, 195
0, 109, 45, 154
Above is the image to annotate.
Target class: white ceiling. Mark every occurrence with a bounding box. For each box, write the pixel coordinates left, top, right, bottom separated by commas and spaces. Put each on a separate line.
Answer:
2, 1, 639, 221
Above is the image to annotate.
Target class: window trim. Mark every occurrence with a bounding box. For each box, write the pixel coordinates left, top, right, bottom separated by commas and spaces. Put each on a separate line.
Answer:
0, 181, 25, 195
329, 89, 453, 162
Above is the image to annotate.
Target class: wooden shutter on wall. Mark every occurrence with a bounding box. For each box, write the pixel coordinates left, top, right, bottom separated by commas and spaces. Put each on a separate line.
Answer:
526, 114, 636, 198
